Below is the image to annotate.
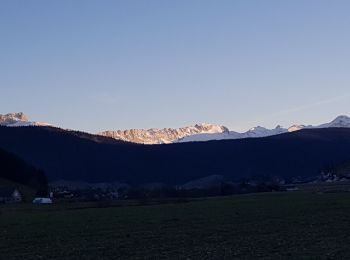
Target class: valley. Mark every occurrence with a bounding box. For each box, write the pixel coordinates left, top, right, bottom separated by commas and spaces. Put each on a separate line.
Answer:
2, 2, 348, 259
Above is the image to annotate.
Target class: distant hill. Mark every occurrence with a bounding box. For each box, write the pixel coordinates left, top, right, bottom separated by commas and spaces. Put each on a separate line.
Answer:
1, 126, 350, 185
0, 147, 48, 194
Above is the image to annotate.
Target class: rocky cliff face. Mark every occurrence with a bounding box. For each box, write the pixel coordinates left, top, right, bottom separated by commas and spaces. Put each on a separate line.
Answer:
0, 112, 29, 125
99, 123, 229, 144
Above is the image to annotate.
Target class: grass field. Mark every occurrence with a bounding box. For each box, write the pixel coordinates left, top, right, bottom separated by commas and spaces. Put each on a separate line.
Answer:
1, 192, 350, 259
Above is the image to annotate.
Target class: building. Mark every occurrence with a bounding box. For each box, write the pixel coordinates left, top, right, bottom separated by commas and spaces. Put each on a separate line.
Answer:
0, 187, 22, 203
32, 197, 52, 204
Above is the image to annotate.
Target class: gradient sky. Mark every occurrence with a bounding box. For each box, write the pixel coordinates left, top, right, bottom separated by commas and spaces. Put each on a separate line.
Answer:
1, 0, 350, 132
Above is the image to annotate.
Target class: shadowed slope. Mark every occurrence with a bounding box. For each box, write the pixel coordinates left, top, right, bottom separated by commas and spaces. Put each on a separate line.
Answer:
0, 126, 350, 185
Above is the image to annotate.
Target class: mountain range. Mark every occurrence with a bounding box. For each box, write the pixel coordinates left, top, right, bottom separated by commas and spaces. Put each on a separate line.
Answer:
100, 115, 350, 143
100, 123, 229, 144
2, 112, 350, 144
177, 116, 350, 143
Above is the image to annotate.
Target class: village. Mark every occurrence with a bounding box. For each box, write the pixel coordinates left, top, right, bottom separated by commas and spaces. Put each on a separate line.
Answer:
0, 178, 296, 205
3, 171, 350, 206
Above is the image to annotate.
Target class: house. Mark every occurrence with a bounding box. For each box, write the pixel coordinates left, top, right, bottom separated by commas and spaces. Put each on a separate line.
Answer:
0, 187, 22, 203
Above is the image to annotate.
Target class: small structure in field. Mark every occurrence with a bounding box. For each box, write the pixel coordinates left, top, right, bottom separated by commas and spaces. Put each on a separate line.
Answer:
0, 187, 22, 203
32, 197, 53, 204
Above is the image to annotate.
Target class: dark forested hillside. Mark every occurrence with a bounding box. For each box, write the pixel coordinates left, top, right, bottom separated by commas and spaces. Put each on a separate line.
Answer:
0, 126, 350, 185
0, 147, 48, 193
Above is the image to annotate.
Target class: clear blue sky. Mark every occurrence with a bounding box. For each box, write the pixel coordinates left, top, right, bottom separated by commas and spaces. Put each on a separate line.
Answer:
1, 0, 350, 132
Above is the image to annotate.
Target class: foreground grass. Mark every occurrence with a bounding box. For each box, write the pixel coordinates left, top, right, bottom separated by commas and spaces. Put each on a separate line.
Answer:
1, 192, 350, 259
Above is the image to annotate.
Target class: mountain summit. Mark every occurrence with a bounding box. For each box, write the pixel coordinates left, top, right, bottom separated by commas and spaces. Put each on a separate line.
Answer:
0, 112, 49, 127
317, 115, 350, 128
0, 112, 28, 123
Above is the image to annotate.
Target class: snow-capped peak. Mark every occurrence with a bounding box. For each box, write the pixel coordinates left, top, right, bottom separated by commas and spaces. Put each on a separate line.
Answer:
288, 125, 306, 132
248, 126, 266, 132
0, 112, 50, 127
246, 126, 271, 136
243, 125, 287, 137
194, 123, 229, 134
317, 115, 350, 128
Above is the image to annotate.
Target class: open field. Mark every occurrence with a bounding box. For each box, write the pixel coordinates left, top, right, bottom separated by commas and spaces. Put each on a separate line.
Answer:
296, 180, 350, 193
1, 192, 350, 260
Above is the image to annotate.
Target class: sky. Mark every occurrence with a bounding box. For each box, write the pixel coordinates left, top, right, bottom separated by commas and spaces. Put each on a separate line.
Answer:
1, 0, 350, 133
